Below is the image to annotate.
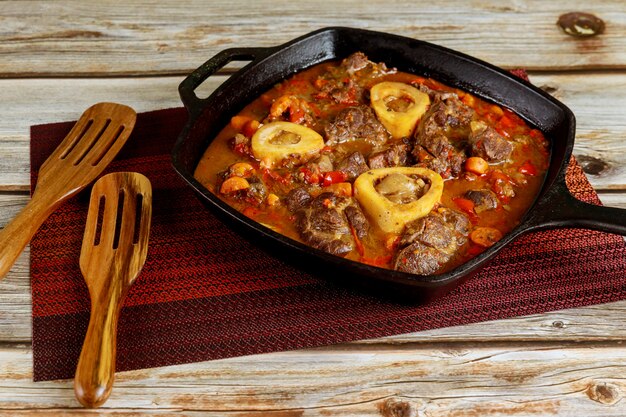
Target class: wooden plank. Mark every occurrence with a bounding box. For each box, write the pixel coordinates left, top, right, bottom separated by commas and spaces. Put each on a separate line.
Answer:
598, 192, 626, 209
0, 193, 32, 342
532, 73, 626, 190
0, 76, 193, 191
0, 73, 625, 190
0, 344, 625, 415
1, 0, 626, 76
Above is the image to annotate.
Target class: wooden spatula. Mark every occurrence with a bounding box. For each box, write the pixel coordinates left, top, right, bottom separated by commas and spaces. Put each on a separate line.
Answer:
0, 102, 136, 280
74, 172, 152, 408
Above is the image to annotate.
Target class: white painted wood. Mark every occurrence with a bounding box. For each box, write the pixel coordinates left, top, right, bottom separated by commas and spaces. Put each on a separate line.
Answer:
1, 0, 626, 76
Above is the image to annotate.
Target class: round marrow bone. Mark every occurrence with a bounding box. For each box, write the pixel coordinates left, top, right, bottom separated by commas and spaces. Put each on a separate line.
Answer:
251, 121, 324, 167
370, 81, 430, 139
354, 167, 444, 233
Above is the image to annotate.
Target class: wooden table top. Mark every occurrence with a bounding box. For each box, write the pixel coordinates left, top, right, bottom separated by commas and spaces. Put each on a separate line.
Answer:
0, 1, 625, 415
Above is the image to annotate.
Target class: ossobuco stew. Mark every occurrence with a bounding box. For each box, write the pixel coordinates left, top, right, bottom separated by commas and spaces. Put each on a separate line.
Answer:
194, 52, 550, 275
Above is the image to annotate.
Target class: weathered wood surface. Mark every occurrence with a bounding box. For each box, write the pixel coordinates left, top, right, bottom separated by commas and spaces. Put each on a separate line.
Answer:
0, 344, 625, 415
1, 0, 626, 76
1, 0, 626, 415
1, 73, 625, 190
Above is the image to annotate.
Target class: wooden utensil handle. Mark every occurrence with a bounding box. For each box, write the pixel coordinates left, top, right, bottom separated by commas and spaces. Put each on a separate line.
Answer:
0, 191, 61, 280
74, 282, 125, 408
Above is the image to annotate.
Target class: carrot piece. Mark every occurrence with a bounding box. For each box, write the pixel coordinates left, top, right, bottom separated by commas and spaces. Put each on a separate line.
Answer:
465, 157, 489, 175
325, 182, 352, 197
242, 119, 260, 137
220, 177, 250, 194
266, 193, 280, 206
231, 115, 253, 131
229, 162, 255, 178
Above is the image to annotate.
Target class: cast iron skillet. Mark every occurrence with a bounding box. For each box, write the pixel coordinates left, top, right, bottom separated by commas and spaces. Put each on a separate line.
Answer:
172, 27, 626, 302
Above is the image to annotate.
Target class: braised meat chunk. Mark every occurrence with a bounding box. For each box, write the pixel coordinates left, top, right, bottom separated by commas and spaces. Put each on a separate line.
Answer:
341, 52, 370, 74
399, 214, 455, 252
394, 209, 471, 275
368, 141, 411, 169
285, 187, 313, 213
325, 105, 389, 147
336, 152, 370, 180
340, 52, 395, 77
439, 207, 472, 242
414, 135, 466, 177
420, 95, 474, 139
465, 189, 499, 213
469, 121, 513, 162
295, 192, 369, 256
395, 242, 449, 276
413, 95, 473, 177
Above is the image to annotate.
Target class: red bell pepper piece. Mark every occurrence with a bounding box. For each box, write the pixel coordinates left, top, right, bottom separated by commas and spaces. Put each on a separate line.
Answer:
322, 171, 348, 187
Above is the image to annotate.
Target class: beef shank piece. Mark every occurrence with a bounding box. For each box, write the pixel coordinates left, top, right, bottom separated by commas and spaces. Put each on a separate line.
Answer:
336, 152, 370, 180
341, 52, 370, 74
294, 191, 369, 256
368, 141, 411, 169
439, 207, 471, 243
399, 214, 455, 253
414, 135, 466, 177
465, 189, 498, 213
394, 208, 470, 275
395, 242, 449, 275
317, 77, 363, 105
469, 122, 513, 162
325, 105, 389, 147
344, 205, 369, 239
340, 52, 396, 76
419, 95, 474, 140
413, 95, 473, 177
285, 187, 312, 213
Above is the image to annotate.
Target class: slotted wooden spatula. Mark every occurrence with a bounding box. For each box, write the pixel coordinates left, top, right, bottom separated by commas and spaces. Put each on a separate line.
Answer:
0, 102, 136, 280
74, 172, 152, 408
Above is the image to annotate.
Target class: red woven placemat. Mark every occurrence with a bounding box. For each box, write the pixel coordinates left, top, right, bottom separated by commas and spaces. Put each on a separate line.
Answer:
30, 107, 626, 381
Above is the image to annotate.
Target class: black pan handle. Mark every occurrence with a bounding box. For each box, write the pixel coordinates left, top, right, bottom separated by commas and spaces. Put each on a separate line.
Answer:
527, 177, 626, 235
179, 47, 274, 116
